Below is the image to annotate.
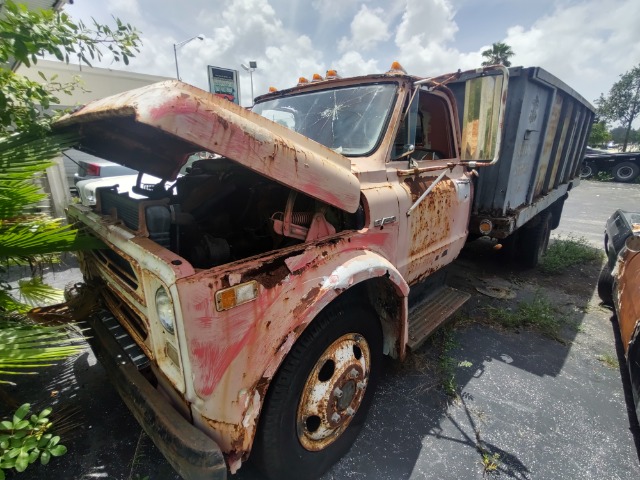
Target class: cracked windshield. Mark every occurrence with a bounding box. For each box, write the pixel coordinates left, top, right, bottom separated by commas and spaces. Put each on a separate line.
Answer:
252, 83, 397, 155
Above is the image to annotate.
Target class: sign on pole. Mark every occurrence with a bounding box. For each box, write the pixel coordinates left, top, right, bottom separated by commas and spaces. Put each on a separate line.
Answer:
207, 66, 240, 105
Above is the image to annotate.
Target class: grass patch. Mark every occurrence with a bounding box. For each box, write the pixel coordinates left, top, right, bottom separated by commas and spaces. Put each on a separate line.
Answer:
594, 171, 614, 182
596, 353, 619, 369
540, 235, 603, 274
484, 294, 566, 342
481, 451, 501, 474
433, 327, 475, 399
439, 327, 459, 398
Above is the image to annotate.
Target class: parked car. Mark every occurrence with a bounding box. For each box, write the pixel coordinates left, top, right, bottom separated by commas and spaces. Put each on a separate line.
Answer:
75, 155, 203, 205
580, 147, 640, 182
62, 148, 138, 193
75, 174, 161, 206
598, 209, 640, 420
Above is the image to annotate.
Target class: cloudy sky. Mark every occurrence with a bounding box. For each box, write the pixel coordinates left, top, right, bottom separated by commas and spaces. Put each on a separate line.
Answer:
65, 0, 640, 114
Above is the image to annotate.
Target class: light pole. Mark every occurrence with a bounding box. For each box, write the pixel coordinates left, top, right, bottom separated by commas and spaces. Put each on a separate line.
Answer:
241, 61, 257, 104
173, 34, 204, 80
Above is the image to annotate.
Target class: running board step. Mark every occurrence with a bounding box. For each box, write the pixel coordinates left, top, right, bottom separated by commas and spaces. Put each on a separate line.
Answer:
408, 286, 470, 351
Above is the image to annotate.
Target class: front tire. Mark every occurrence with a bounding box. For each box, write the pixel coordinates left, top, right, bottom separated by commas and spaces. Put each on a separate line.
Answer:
252, 302, 382, 480
612, 161, 640, 183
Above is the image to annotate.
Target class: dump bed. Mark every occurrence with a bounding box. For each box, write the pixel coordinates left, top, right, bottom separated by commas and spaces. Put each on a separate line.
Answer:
449, 66, 595, 237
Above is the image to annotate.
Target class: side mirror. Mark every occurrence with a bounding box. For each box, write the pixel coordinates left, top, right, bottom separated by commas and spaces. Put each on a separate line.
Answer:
425, 66, 508, 165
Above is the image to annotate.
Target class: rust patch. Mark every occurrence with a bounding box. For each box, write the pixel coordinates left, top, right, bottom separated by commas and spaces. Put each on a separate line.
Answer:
293, 286, 321, 319
241, 258, 290, 289
255, 264, 289, 289
254, 376, 270, 397
404, 175, 438, 202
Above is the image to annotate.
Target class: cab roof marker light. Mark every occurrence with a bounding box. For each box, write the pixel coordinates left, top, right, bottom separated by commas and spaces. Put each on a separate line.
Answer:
268, 86, 278, 92
325, 69, 340, 80
311, 73, 324, 82
297, 76, 309, 86
387, 61, 407, 75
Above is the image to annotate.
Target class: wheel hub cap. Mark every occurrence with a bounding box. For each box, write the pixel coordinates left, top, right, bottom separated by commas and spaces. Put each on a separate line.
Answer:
296, 333, 371, 451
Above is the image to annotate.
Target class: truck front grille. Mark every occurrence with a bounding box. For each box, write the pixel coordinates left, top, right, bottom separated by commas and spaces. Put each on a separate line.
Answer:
92, 249, 139, 290
101, 286, 149, 343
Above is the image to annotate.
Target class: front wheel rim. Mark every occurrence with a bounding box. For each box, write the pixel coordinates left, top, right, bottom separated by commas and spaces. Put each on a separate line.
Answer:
296, 333, 371, 451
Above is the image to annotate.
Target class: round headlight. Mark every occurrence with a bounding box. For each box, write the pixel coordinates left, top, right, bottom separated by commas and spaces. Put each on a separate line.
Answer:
155, 286, 175, 334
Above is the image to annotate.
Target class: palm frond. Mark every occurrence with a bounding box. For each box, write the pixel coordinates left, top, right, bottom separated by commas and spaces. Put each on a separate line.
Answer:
0, 288, 30, 314
17, 277, 64, 306
0, 131, 78, 219
0, 216, 104, 258
0, 131, 78, 174
0, 180, 47, 218
0, 322, 86, 385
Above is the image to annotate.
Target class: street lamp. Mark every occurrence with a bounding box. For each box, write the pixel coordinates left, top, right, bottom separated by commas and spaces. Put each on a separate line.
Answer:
173, 34, 204, 80
241, 61, 258, 104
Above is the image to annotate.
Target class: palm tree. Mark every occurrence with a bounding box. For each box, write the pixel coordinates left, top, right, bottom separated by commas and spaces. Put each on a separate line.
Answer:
481, 42, 515, 67
0, 131, 100, 384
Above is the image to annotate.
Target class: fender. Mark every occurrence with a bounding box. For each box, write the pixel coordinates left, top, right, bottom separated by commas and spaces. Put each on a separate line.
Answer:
240, 248, 409, 436
209, 249, 408, 463
183, 242, 410, 466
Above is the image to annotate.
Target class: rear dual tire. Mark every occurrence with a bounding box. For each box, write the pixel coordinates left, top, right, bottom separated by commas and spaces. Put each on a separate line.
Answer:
520, 211, 552, 268
612, 161, 640, 183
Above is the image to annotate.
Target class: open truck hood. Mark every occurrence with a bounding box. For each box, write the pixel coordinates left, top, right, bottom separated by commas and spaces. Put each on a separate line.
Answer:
54, 80, 361, 213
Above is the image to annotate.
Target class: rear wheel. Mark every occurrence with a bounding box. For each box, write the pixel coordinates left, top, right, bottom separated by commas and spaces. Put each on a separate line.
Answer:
612, 161, 640, 183
580, 162, 597, 179
252, 303, 382, 480
520, 211, 552, 268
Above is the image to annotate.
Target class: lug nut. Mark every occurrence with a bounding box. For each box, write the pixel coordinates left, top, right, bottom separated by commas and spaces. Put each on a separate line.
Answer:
331, 413, 341, 423
349, 368, 359, 378
333, 387, 343, 398
346, 407, 355, 416
357, 381, 366, 390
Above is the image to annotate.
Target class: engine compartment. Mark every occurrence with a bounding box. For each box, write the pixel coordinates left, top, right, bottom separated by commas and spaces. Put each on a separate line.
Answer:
93, 158, 364, 269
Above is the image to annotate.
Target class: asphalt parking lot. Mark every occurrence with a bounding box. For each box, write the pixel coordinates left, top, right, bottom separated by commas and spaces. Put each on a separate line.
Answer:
5, 179, 640, 480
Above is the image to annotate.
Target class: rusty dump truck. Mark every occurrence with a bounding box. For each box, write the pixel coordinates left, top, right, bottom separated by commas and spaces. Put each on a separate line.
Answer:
55, 64, 594, 479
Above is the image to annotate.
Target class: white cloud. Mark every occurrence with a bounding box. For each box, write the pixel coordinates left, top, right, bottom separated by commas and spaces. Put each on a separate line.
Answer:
338, 5, 391, 53
395, 0, 458, 47
311, 0, 367, 19
64, 0, 640, 117
503, 0, 640, 105
333, 51, 381, 77
106, 0, 141, 17
393, 0, 479, 76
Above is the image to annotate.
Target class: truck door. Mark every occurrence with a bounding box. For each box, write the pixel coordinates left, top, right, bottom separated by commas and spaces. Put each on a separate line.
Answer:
388, 87, 471, 284
387, 67, 507, 284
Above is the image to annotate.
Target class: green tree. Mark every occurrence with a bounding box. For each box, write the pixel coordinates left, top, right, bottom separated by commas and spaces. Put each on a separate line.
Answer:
596, 64, 640, 152
588, 121, 610, 147
0, 1, 141, 384
481, 42, 515, 67
0, 0, 140, 133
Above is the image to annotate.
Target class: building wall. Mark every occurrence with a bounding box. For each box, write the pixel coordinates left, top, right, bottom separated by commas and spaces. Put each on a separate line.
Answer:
17, 59, 171, 107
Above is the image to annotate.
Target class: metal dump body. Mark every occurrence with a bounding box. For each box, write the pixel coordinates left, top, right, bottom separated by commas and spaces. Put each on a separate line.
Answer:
449, 66, 595, 237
